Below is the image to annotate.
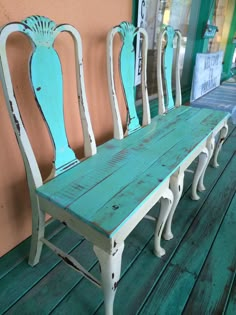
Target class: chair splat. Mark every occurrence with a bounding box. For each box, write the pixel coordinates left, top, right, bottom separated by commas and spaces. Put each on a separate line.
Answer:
157, 25, 182, 115
118, 22, 140, 134
0, 15, 96, 177
26, 16, 78, 172
107, 21, 150, 139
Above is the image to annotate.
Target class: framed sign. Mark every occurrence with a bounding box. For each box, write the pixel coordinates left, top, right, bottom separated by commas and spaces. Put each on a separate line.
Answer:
191, 51, 223, 101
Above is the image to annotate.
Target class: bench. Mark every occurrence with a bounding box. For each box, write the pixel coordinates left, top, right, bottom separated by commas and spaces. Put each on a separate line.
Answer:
0, 16, 230, 315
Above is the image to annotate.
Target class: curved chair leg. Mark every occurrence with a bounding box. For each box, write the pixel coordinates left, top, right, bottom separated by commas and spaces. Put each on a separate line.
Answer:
28, 203, 45, 266
212, 123, 228, 168
191, 147, 209, 200
154, 188, 174, 257
198, 136, 215, 192
94, 243, 124, 315
163, 171, 184, 241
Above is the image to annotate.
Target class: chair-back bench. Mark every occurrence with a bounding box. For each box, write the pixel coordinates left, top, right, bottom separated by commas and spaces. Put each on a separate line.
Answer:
0, 16, 230, 315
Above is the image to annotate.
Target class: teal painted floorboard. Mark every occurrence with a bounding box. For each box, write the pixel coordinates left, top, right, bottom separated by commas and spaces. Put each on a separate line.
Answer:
183, 192, 236, 314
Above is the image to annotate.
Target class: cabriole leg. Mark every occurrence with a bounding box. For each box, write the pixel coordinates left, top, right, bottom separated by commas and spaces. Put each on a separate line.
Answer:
154, 188, 174, 257
212, 124, 228, 168
28, 204, 45, 266
198, 136, 215, 192
94, 242, 124, 315
163, 171, 184, 241
191, 148, 208, 201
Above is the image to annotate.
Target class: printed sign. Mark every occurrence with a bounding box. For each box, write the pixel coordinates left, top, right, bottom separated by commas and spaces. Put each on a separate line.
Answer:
191, 51, 223, 101
135, 0, 147, 86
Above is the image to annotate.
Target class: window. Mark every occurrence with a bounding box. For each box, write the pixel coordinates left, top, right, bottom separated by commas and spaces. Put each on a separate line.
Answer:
136, 0, 192, 100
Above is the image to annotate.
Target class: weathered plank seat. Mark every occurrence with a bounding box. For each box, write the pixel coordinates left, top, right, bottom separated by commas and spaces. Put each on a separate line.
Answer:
0, 17, 230, 315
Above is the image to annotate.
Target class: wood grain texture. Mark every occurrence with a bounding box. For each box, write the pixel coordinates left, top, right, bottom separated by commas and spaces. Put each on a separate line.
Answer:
37, 107, 228, 238
107, 22, 150, 139
0, 227, 84, 314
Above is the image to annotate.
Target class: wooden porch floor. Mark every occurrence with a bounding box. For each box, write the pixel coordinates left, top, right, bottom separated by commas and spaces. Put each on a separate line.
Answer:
0, 122, 236, 315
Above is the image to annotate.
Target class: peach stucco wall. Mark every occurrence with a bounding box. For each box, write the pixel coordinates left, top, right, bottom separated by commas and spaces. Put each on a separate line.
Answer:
0, 0, 132, 256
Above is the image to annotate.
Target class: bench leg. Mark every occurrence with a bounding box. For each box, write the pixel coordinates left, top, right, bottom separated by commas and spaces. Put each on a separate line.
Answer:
163, 172, 184, 240
212, 124, 228, 168
198, 136, 215, 192
191, 148, 209, 200
94, 243, 124, 315
28, 203, 45, 266
154, 188, 174, 257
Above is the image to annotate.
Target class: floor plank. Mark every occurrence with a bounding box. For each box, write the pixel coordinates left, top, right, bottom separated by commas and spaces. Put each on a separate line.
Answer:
225, 273, 236, 315
0, 220, 64, 280
0, 228, 84, 314
183, 192, 236, 314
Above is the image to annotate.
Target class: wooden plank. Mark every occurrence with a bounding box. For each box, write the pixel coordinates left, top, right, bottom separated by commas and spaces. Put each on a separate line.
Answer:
4, 240, 98, 315
36, 106, 193, 202
183, 193, 236, 314
37, 106, 225, 207
0, 228, 84, 314
138, 151, 236, 315
225, 273, 236, 315
0, 220, 64, 280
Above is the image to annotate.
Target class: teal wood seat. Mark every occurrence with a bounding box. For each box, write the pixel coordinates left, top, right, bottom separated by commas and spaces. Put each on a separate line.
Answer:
0, 17, 230, 315
156, 25, 230, 237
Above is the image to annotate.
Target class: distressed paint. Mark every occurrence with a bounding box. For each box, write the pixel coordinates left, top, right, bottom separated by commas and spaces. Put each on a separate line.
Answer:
191, 148, 209, 201
198, 135, 215, 192
154, 188, 173, 257
24, 16, 77, 171
212, 123, 229, 168
94, 242, 124, 315
0, 15, 96, 178
118, 22, 140, 134
107, 22, 150, 139
157, 25, 182, 115
163, 171, 184, 240
37, 107, 228, 239
163, 26, 175, 112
